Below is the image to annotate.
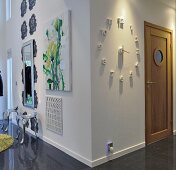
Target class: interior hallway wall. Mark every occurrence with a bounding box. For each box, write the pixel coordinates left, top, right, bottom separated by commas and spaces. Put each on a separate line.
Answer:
90, 0, 176, 166
0, 0, 7, 119
5, 0, 92, 164
3, 0, 176, 167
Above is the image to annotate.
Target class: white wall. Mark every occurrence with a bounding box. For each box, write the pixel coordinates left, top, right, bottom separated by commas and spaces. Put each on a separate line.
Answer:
3, 0, 176, 167
0, 0, 7, 119
5, 0, 92, 165
90, 0, 176, 166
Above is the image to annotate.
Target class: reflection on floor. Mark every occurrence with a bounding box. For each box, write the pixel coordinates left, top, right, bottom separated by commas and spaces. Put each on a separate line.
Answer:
0, 122, 89, 170
0, 121, 176, 170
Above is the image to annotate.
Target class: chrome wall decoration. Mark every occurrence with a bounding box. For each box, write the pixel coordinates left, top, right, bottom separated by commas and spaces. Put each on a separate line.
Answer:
21, 21, 27, 40
0, 71, 3, 96
34, 90, 38, 108
29, 14, 37, 35
21, 0, 27, 17
33, 39, 37, 57
21, 69, 24, 84
33, 40, 37, 83
29, 0, 36, 10
21, 40, 38, 108
34, 65, 38, 83
22, 91, 24, 106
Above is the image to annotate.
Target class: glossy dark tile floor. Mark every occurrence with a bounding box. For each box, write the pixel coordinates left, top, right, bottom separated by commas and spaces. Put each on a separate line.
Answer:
0, 122, 176, 170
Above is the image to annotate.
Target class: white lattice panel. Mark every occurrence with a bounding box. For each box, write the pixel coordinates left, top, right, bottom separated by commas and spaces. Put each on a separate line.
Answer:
46, 96, 63, 135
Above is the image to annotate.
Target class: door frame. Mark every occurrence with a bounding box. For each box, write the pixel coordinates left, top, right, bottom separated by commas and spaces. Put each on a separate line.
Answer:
144, 21, 173, 144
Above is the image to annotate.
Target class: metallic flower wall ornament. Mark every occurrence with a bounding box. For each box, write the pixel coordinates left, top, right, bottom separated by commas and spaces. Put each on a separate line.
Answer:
21, 47, 24, 61
29, 0, 36, 10
34, 90, 38, 108
33, 39, 37, 57
21, 0, 27, 17
22, 91, 24, 106
21, 21, 27, 40
29, 14, 37, 35
21, 69, 24, 84
34, 65, 38, 83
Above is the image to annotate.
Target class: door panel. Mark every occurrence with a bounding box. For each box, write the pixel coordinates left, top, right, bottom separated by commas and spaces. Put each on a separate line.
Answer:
145, 22, 173, 144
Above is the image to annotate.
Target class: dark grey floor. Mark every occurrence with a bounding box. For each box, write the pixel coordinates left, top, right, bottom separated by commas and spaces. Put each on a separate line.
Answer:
0, 122, 176, 170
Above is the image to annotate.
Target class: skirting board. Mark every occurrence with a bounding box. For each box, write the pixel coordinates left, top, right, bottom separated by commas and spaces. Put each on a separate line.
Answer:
91, 142, 145, 167
13, 125, 176, 167
25, 128, 145, 167
43, 135, 145, 167
42, 136, 92, 167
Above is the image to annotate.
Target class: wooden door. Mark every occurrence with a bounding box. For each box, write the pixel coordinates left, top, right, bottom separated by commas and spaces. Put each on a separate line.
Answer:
145, 22, 173, 144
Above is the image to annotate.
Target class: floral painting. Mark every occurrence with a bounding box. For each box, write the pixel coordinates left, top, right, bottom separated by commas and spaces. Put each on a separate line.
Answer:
43, 11, 71, 91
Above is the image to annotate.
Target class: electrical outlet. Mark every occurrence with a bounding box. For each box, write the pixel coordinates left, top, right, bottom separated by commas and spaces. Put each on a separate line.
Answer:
106, 141, 114, 155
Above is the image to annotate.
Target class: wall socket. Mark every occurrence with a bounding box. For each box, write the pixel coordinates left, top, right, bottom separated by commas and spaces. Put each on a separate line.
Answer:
106, 141, 114, 155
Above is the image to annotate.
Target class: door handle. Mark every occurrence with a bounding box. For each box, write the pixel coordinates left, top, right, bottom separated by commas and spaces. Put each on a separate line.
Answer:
146, 81, 157, 84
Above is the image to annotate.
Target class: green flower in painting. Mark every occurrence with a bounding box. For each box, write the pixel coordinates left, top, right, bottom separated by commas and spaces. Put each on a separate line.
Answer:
47, 41, 58, 61
43, 18, 65, 91
54, 19, 59, 32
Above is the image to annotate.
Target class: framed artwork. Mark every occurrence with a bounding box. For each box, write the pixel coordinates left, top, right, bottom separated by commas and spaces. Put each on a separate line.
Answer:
43, 10, 71, 91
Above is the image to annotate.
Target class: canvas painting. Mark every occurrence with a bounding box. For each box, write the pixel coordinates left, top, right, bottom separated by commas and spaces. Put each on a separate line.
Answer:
43, 10, 71, 91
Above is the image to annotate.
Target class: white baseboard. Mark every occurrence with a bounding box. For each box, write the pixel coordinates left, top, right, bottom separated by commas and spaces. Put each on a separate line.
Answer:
43, 137, 145, 168
42, 136, 145, 168
25, 128, 145, 168
92, 142, 145, 167
42, 136, 92, 167
173, 130, 176, 135
25, 131, 145, 167
12, 122, 176, 167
